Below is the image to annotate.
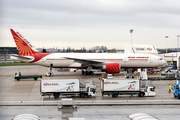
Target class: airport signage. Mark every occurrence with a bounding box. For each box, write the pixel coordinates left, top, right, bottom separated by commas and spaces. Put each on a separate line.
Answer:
43, 83, 59, 86
135, 47, 152, 51
104, 81, 119, 85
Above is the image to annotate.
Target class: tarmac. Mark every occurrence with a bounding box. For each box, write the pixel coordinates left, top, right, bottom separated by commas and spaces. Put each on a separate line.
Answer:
0, 65, 178, 102
0, 65, 180, 120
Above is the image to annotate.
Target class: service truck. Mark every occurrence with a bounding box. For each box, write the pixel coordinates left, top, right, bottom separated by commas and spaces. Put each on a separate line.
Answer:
101, 79, 156, 97
14, 71, 42, 81
40, 79, 96, 99
99, 74, 113, 80
174, 78, 180, 99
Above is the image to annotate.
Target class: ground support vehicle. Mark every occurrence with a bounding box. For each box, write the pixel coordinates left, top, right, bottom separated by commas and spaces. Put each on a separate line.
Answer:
14, 71, 42, 81
176, 70, 180, 77
100, 79, 156, 97
41, 79, 96, 99
174, 78, 180, 99
99, 74, 113, 80
45, 71, 53, 77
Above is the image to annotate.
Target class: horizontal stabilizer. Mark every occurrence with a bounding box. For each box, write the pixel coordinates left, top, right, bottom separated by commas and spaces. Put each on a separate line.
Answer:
10, 54, 33, 60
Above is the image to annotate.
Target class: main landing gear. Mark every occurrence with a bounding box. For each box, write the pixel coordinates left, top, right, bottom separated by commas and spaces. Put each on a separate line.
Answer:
82, 70, 94, 75
82, 66, 94, 76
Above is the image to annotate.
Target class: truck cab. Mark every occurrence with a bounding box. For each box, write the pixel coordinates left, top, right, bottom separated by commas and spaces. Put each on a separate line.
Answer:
107, 74, 113, 79
87, 85, 96, 97
144, 85, 156, 96
174, 79, 180, 99
14, 71, 21, 77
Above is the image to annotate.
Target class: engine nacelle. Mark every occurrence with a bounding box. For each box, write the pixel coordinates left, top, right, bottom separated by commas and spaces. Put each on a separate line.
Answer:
102, 63, 120, 73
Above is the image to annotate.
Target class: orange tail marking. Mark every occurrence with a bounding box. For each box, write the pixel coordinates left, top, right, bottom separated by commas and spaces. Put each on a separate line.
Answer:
10, 29, 39, 56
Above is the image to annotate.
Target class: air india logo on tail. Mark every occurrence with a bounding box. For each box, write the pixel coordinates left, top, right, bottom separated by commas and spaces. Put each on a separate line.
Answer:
10, 29, 52, 63
10, 29, 39, 56
16, 32, 33, 48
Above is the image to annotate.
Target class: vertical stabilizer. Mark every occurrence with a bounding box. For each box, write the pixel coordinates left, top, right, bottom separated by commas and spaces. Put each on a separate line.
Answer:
10, 29, 39, 56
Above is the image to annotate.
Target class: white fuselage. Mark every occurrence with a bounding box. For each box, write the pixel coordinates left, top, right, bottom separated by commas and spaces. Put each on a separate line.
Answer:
14, 53, 166, 69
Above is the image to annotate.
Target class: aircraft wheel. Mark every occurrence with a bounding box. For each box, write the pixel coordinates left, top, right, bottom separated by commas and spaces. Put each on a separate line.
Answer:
90, 71, 94, 75
83, 72, 87, 76
82, 70, 85, 75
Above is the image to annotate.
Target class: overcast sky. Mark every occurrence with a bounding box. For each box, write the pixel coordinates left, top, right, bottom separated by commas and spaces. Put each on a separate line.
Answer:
0, 0, 180, 49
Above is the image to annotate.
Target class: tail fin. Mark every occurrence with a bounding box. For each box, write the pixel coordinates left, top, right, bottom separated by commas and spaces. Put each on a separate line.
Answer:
10, 29, 39, 56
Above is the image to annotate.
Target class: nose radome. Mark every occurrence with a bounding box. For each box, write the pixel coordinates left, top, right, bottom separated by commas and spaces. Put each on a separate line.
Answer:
162, 60, 166, 65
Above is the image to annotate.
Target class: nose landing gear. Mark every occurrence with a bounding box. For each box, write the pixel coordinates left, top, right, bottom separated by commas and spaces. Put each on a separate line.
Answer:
45, 63, 54, 77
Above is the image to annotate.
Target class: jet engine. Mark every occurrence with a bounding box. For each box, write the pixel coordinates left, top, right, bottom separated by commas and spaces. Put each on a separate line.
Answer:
102, 63, 120, 73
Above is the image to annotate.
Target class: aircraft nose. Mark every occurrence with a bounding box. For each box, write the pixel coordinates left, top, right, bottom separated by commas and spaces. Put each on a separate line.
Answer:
162, 60, 167, 65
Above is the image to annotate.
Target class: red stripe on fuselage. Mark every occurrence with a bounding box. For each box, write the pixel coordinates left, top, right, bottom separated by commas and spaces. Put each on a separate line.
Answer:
29, 53, 52, 63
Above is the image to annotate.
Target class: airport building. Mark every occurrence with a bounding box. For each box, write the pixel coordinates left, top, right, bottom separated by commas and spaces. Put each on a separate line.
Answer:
159, 52, 180, 69
0, 47, 19, 63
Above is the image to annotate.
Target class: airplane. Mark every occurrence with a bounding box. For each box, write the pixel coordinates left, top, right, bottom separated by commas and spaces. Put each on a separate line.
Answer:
10, 29, 166, 76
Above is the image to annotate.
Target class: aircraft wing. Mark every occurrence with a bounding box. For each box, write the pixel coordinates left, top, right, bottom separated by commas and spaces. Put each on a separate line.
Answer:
64, 57, 104, 65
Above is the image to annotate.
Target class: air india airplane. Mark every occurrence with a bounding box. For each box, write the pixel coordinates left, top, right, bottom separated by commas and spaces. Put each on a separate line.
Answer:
10, 29, 166, 76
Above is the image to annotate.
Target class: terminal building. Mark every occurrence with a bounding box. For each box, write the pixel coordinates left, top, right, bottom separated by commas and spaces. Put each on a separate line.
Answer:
159, 52, 180, 69
0, 47, 19, 63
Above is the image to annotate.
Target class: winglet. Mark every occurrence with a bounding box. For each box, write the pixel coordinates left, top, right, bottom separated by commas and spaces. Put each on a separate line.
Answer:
10, 29, 39, 56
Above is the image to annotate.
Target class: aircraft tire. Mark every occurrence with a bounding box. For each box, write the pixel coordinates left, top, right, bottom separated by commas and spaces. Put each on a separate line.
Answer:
90, 71, 94, 75
82, 70, 85, 75
82, 71, 94, 76
83, 72, 87, 76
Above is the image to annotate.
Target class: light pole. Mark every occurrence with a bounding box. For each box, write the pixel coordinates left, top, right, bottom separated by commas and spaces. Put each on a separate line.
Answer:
130, 29, 133, 53
165, 36, 168, 54
177, 35, 180, 52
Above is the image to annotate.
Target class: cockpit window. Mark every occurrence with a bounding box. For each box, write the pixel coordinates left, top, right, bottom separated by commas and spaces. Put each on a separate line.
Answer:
158, 58, 163, 60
